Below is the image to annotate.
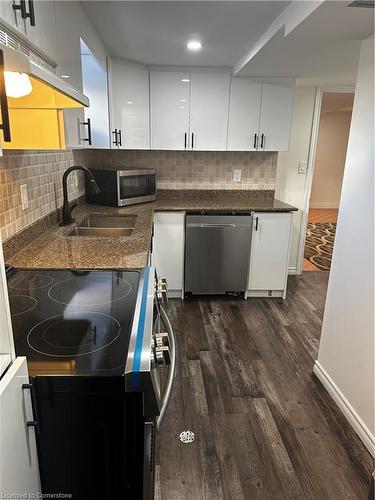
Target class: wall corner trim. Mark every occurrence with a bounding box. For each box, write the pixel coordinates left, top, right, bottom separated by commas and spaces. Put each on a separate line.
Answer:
313, 361, 375, 457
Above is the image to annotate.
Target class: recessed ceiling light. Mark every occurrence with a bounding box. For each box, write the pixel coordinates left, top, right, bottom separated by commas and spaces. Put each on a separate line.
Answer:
181, 78, 190, 83
187, 40, 202, 51
180, 99, 187, 102
61, 75, 70, 79
126, 101, 133, 104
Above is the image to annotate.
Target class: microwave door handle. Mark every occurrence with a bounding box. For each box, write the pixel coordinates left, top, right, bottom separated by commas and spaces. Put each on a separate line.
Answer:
156, 305, 176, 431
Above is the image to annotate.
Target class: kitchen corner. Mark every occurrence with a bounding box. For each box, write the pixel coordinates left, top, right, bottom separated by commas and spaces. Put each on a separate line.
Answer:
3, 187, 297, 270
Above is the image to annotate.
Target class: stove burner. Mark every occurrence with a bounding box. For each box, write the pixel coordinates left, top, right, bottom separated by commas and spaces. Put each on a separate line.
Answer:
48, 275, 132, 307
9, 295, 37, 316
9, 273, 54, 291
27, 312, 121, 357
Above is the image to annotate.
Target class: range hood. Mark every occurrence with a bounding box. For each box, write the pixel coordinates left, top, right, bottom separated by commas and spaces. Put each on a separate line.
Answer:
1, 44, 89, 107
0, 44, 89, 149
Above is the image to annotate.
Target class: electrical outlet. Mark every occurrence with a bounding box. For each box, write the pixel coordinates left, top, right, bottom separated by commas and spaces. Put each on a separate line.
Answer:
298, 161, 308, 174
20, 184, 29, 210
233, 168, 242, 182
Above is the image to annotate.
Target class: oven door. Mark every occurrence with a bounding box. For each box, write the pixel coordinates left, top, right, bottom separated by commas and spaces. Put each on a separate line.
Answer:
117, 170, 156, 206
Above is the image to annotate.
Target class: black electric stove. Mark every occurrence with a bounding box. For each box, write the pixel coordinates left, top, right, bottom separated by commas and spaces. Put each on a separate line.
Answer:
7, 268, 140, 376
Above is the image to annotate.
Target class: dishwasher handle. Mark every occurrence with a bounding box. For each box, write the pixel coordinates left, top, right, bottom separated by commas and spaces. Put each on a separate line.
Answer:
186, 222, 250, 228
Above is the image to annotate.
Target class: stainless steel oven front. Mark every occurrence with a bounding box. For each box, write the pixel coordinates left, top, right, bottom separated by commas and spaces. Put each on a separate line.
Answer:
117, 169, 156, 206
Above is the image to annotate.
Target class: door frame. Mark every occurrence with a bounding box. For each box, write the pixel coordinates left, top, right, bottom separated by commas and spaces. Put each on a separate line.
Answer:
296, 85, 355, 274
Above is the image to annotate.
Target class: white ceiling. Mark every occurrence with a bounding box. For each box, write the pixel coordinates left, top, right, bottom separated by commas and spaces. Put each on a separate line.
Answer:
235, 1, 374, 85
81, 1, 290, 67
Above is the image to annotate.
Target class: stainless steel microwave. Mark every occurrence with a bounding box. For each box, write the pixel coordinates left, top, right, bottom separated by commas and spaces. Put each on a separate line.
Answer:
86, 168, 156, 207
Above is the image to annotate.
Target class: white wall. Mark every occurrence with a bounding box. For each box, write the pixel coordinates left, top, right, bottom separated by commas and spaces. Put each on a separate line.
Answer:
315, 36, 374, 454
310, 109, 352, 208
275, 85, 316, 272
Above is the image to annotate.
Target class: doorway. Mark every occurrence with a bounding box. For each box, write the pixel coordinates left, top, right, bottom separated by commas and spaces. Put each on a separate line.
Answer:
303, 91, 354, 272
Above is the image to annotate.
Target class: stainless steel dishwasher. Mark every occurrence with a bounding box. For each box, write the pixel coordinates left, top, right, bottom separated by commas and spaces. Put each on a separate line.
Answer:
185, 214, 253, 295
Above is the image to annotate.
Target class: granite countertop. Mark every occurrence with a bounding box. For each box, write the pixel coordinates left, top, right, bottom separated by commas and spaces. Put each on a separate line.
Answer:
4, 190, 297, 270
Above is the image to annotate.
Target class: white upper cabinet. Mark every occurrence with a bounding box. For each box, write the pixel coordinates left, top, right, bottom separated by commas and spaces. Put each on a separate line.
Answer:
22, 1, 58, 60
258, 83, 294, 151
189, 72, 230, 151
227, 79, 262, 151
0, 1, 25, 32
150, 71, 190, 150
111, 62, 150, 149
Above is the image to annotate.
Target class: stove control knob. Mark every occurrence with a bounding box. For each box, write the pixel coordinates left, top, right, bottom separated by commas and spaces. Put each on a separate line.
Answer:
155, 332, 169, 348
155, 346, 171, 366
156, 287, 168, 304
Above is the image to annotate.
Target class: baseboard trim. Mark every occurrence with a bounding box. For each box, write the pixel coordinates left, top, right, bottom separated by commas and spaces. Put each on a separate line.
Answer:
313, 361, 375, 456
309, 202, 340, 209
288, 266, 298, 275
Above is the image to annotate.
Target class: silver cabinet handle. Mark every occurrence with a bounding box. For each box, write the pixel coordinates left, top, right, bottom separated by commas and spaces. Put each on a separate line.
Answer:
156, 305, 176, 431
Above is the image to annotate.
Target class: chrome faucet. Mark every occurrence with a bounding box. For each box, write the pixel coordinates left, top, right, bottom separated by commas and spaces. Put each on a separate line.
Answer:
60, 166, 100, 226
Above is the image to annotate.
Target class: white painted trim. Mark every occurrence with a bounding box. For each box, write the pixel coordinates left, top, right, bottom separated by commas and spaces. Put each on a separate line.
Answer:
309, 202, 340, 209
288, 266, 298, 275
313, 361, 375, 457
296, 85, 355, 274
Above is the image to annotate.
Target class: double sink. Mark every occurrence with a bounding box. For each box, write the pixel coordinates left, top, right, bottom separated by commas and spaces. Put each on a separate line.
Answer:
68, 214, 137, 237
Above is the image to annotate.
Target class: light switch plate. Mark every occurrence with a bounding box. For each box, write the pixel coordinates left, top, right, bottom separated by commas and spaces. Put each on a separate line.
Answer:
20, 184, 29, 210
233, 168, 242, 182
298, 161, 308, 174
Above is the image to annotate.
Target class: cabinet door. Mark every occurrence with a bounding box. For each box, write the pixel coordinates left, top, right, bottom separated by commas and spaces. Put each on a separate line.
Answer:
258, 83, 293, 151
111, 63, 149, 149
227, 79, 261, 151
0, 357, 41, 495
150, 71, 190, 150
0, 1, 25, 33
151, 212, 185, 297
189, 73, 230, 151
54, 1, 83, 148
23, 0, 57, 60
248, 213, 292, 291
81, 50, 110, 148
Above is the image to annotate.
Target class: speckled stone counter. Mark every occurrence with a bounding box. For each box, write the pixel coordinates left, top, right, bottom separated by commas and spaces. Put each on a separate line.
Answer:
5, 203, 153, 270
155, 189, 298, 212
3, 190, 297, 270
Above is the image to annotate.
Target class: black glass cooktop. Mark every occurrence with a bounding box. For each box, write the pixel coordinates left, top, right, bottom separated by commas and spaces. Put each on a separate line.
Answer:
7, 269, 140, 377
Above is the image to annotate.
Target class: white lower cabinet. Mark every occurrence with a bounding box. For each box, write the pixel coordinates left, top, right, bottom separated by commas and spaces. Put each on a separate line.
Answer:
0, 357, 40, 495
248, 212, 292, 298
151, 211, 185, 298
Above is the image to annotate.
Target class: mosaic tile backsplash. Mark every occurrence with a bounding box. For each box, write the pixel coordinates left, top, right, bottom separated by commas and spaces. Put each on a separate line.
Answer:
73, 150, 278, 191
0, 148, 277, 241
0, 150, 84, 241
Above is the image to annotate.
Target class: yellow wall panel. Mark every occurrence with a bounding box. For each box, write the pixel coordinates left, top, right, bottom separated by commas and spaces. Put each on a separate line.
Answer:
2, 109, 65, 150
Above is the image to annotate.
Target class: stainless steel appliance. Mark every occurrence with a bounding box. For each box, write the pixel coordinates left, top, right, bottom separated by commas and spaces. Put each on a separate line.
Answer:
6, 266, 175, 500
185, 214, 253, 295
86, 168, 156, 207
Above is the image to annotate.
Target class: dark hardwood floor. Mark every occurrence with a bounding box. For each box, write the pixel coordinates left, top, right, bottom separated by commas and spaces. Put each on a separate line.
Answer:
156, 272, 373, 500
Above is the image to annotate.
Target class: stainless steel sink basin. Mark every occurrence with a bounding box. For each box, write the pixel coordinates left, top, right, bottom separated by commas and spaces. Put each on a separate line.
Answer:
77, 215, 137, 229
68, 214, 137, 237
69, 227, 134, 237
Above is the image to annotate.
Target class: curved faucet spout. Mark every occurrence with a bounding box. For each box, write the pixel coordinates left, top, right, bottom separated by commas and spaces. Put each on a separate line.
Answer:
60, 166, 100, 226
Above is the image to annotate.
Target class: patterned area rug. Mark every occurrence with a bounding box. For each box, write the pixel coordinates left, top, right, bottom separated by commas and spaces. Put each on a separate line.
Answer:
304, 222, 337, 271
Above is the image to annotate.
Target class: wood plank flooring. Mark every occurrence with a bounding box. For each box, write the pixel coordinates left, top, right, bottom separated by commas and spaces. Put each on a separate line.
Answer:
303, 209, 339, 272
156, 272, 373, 500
